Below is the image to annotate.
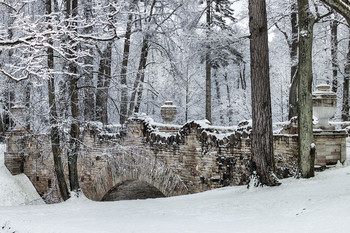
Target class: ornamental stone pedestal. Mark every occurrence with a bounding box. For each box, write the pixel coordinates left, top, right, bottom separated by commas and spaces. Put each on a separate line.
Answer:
161, 101, 177, 124
311, 84, 346, 165
312, 84, 337, 130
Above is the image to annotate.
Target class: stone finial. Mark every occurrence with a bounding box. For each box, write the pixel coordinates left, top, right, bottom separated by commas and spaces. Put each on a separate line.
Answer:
11, 102, 28, 131
312, 84, 337, 130
161, 101, 177, 124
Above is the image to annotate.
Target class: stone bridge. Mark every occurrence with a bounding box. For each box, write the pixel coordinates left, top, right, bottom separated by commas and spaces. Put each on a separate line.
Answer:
4, 117, 347, 203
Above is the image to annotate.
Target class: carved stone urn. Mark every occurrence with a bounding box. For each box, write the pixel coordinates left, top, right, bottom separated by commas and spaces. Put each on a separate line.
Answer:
11, 103, 28, 131
161, 101, 177, 124
312, 84, 337, 129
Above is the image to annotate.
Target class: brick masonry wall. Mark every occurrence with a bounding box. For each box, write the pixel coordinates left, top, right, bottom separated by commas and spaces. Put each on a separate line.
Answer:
4, 119, 346, 203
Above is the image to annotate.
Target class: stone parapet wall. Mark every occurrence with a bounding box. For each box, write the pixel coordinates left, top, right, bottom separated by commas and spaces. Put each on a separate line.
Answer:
4, 118, 346, 203
273, 135, 299, 177
314, 131, 347, 165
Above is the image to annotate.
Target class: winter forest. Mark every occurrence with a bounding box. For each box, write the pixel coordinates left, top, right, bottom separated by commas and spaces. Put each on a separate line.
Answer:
0, 0, 348, 129
1, 0, 350, 188
2, 0, 350, 232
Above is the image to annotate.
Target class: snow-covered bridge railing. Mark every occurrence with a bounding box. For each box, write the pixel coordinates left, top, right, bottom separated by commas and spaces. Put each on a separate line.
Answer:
4, 115, 347, 203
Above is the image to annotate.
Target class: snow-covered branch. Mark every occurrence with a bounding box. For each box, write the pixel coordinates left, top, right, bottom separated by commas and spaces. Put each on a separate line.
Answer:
320, 0, 350, 22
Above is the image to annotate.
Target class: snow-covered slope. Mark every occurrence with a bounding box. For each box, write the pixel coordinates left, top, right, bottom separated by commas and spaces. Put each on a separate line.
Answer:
0, 144, 44, 206
0, 143, 350, 233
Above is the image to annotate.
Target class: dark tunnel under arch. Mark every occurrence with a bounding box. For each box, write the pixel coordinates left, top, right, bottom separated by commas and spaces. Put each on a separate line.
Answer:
101, 180, 166, 201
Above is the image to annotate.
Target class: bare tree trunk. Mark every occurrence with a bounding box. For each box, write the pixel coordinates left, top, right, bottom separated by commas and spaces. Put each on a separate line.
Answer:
25, 82, 31, 130
134, 70, 145, 114
66, 0, 80, 193
239, 63, 247, 90
288, 0, 299, 119
46, 0, 70, 201
331, 17, 339, 93
128, 37, 149, 117
214, 70, 223, 124
120, 1, 136, 124
248, 0, 279, 186
297, 0, 315, 178
205, 0, 212, 123
82, 0, 95, 122
224, 72, 233, 124
342, 26, 350, 121
96, 43, 112, 125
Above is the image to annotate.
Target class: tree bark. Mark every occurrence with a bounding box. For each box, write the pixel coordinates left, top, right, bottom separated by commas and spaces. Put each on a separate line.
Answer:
320, 0, 350, 21
120, 1, 136, 124
342, 28, 350, 121
331, 17, 339, 93
66, 0, 80, 193
46, 0, 70, 201
214, 70, 223, 124
297, 0, 315, 178
128, 37, 149, 117
96, 42, 112, 125
248, 0, 279, 186
288, 0, 299, 120
205, 0, 212, 123
224, 72, 233, 124
82, 0, 95, 122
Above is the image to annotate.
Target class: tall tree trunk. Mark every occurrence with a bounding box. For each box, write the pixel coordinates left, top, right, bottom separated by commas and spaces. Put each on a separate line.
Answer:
68, 76, 80, 193
82, 0, 95, 122
205, 0, 212, 123
342, 26, 350, 121
128, 37, 149, 117
66, 0, 80, 193
46, 0, 70, 201
25, 82, 31, 130
96, 43, 112, 125
185, 77, 189, 122
331, 17, 339, 93
214, 70, 223, 124
224, 72, 233, 124
134, 70, 145, 114
120, 1, 136, 124
127, 0, 156, 117
288, 0, 299, 119
248, 0, 279, 186
297, 0, 315, 178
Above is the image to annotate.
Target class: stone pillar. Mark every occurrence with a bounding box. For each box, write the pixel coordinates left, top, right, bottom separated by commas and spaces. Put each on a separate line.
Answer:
11, 103, 29, 130
312, 84, 337, 130
161, 101, 177, 124
4, 103, 31, 175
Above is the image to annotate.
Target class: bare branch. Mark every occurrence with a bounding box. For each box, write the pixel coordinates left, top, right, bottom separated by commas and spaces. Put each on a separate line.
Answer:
320, 0, 350, 23
0, 36, 35, 47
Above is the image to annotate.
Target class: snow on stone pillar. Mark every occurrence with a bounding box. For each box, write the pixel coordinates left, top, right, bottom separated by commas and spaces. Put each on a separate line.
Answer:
312, 84, 337, 130
11, 102, 28, 131
4, 102, 30, 175
161, 101, 177, 124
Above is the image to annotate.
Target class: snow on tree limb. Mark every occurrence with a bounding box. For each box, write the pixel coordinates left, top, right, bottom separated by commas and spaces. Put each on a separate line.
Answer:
0, 36, 35, 47
320, 0, 350, 22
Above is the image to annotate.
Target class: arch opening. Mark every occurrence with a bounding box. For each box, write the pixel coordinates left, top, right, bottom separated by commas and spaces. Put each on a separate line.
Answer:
101, 180, 166, 201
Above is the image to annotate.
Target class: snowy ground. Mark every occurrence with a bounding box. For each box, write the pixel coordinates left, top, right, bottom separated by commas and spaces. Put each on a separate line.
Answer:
0, 144, 350, 233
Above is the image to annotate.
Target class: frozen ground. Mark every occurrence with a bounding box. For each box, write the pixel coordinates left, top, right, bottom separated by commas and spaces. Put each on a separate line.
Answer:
0, 143, 350, 233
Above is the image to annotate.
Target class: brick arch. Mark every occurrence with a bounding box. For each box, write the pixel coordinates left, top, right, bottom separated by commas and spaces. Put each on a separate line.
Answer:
100, 180, 166, 201
79, 150, 189, 201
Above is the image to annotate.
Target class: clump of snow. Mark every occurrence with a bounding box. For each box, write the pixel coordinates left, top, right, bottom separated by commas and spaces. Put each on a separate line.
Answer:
0, 144, 44, 206
64, 191, 91, 204
311, 143, 316, 149
335, 160, 343, 168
